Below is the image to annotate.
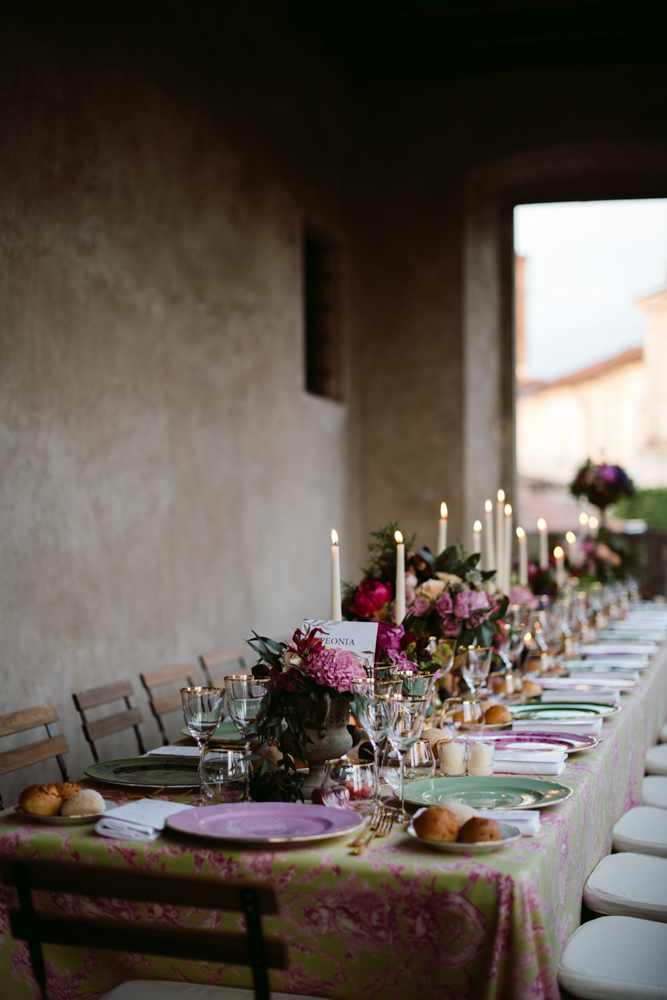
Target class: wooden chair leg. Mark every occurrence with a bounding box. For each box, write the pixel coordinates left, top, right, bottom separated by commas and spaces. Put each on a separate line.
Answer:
241, 887, 270, 1000
12, 864, 49, 1000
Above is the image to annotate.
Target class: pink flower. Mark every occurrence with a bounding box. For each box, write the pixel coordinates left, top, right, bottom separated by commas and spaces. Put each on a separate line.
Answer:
304, 647, 366, 693
386, 649, 419, 673
412, 595, 431, 616
508, 585, 536, 609
405, 586, 416, 606
454, 589, 490, 625
435, 591, 459, 637
376, 621, 404, 657
350, 580, 393, 619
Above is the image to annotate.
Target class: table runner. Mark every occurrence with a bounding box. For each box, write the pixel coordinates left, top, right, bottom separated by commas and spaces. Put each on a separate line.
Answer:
1, 642, 666, 1000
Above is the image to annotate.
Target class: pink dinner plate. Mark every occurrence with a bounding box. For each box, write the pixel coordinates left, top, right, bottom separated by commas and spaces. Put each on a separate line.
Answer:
455, 731, 599, 753
166, 801, 365, 844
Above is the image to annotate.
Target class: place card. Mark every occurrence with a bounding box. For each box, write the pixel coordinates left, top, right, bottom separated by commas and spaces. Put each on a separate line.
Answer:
303, 619, 379, 671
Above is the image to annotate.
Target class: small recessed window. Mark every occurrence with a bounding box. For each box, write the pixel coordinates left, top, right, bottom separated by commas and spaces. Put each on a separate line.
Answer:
304, 227, 341, 400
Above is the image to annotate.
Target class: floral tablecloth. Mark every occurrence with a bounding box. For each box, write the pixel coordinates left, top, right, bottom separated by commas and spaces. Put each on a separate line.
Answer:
1, 646, 666, 1000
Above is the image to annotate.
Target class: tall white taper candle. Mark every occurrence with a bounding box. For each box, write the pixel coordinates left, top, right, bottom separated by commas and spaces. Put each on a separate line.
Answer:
566, 530, 577, 568
483, 499, 495, 573
516, 526, 528, 587
331, 530, 342, 620
537, 518, 548, 570
438, 502, 448, 555
496, 490, 505, 591
554, 546, 565, 588
503, 504, 513, 594
395, 530, 406, 624
473, 520, 482, 555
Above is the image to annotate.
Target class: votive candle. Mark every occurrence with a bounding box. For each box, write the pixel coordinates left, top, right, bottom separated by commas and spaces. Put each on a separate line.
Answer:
439, 740, 465, 777
467, 741, 494, 777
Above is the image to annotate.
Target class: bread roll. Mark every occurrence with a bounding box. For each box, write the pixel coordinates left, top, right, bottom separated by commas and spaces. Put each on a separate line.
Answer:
491, 677, 507, 695
18, 784, 62, 816
413, 805, 458, 842
443, 802, 476, 829
522, 679, 543, 696
422, 727, 452, 752
61, 789, 105, 817
484, 704, 512, 725
458, 817, 502, 843
52, 782, 82, 800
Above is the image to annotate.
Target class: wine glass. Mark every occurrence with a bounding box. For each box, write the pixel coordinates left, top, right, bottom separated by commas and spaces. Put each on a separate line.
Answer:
459, 646, 493, 699
180, 686, 226, 804
350, 677, 402, 800
226, 674, 270, 800
498, 609, 527, 672
379, 694, 430, 823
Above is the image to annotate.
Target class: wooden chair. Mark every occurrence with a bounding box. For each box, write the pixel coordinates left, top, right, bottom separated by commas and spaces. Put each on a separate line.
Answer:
1, 858, 287, 1000
140, 662, 197, 745
0, 705, 70, 810
72, 680, 147, 763
200, 642, 248, 686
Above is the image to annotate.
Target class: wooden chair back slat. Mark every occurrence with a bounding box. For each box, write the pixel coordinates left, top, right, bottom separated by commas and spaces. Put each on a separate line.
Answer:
141, 662, 197, 690
2, 859, 286, 1000
150, 692, 185, 718
0, 704, 59, 738
1, 859, 279, 912
8, 914, 287, 968
0, 735, 70, 777
84, 708, 144, 743
200, 643, 247, 672
72, 681, 134, 711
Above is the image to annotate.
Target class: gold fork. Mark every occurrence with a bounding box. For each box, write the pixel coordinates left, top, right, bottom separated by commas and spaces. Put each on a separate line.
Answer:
350, 807, 394, 855
348, 802, 382, 848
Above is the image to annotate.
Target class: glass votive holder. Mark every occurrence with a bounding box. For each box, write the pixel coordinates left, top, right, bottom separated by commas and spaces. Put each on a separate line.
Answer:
322, 758, 377, 813
404, 739, 436, 781
464, 739, 495, 777
202, 749, 247, 804
437, 739, 466, 777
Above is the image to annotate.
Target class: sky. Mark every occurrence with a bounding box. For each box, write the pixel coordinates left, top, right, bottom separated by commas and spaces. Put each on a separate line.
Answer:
514, 199, 667, 382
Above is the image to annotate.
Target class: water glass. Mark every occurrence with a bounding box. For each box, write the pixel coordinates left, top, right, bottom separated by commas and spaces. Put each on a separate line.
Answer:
350, 677, 402, 796
379, 694, 430, 823
226, 674, 270, 800
202, 750, 248, 804
180, 686, 226, 804
459, 646, 493, 698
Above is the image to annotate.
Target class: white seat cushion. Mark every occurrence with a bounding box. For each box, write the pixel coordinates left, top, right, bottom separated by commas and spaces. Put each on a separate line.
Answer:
584, 853, 667, 921
646, 744, 667, 776
558, 915, 667, 999
103, 982, 323, 1000
644, 776, 667, 810
613, 807, 667, 857
660, 723, 667, 743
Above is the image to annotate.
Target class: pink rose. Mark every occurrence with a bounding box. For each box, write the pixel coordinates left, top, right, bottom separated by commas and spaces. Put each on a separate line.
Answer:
376, 621, 404, 657
508, 585, 536, 609
350, 580, 393, 619
412, 595, 431, 616
435, 591, 459, 637
454, 589, 490, 626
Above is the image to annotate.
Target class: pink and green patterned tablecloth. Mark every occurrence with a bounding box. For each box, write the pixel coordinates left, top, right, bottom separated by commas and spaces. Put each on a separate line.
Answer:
1, 644, 666, 1000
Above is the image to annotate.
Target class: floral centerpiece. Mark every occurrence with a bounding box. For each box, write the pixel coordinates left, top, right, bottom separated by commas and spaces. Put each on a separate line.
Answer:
570, 459, 634, 515
245, 626, 367, 799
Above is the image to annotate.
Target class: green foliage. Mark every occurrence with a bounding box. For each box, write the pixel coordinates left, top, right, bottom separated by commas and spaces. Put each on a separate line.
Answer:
361, 522, 417, 581
615, 488, 667, 530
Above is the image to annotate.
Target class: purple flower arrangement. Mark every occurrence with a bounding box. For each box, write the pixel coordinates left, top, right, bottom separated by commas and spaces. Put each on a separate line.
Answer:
570, 459, 634, 512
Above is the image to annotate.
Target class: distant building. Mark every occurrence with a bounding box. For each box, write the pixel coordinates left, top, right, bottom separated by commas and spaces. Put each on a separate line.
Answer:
517, 285, 667, 490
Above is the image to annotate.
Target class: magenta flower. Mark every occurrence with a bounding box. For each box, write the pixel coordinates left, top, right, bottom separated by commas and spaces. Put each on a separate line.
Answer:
454, 589, 491, 626
376, 621, 404, 657
412, 595, 431, 617
435, 591, 459, 637
350, 580, 393, 619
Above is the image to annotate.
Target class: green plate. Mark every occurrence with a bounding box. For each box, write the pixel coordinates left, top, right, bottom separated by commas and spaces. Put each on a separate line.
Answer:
404, 775, 572, 810
510, 702, 620, 721
180, 721, 242, 742
86, 758, 199, 789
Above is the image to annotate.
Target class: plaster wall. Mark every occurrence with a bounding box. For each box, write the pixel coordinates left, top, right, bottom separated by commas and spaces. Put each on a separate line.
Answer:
0, 5, 363, 802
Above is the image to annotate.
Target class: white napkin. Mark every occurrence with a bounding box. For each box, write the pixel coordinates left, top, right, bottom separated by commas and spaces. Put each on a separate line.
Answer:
582, 643, 657, 656
146, 745, 201, 758
475, 809, 541, 836
512, 717, 603, 736
540, 675, 632, 690
540, 688, 621, 706
492, 749, 567, 775
572, 657, 648, 671
95, 798, 192, 842
563, 665, 640, 681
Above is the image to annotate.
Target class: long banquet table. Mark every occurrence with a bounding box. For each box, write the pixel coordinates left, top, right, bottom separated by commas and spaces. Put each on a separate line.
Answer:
1, 639, 667, 1000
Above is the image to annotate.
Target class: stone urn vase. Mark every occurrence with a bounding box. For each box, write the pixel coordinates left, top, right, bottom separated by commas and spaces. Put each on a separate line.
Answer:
293, 693, 353, 799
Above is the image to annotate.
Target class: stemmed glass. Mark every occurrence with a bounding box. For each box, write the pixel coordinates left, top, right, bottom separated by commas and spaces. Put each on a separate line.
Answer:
350, 677, 402, 801
180, 686, 226, 804
459, 646, 493, 699
225, 674, 270, 799
379, 694, 430, 823
498, 608, 527, 672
